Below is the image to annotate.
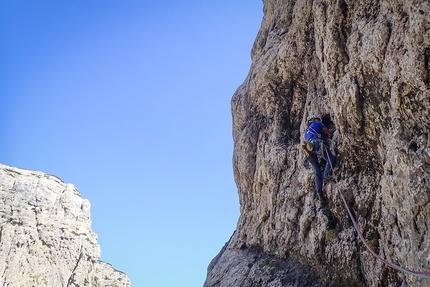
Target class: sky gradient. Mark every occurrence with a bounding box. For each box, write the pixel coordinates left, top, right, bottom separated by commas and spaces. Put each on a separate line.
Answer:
1, 1, 263, 286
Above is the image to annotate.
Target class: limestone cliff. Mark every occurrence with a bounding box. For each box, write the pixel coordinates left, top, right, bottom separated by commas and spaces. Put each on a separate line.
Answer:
0, 164, 130, 287
205, 0, 430, 286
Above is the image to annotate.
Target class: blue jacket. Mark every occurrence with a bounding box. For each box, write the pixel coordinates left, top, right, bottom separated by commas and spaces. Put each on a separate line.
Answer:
304, 122, 324, 141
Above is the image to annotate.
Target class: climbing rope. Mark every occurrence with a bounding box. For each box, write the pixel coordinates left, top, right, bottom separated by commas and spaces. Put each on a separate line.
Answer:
324, 147, 430, 279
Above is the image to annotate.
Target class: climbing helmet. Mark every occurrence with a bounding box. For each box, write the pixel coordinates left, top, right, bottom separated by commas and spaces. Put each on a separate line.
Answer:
307, 114, 321, 123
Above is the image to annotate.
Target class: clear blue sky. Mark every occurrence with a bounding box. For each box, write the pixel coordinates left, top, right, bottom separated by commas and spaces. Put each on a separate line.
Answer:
0, 1, 262, 286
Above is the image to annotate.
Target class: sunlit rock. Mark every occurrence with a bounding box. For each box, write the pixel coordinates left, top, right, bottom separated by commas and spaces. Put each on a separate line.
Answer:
205, 0, 430, 286
0, 164, 130, 287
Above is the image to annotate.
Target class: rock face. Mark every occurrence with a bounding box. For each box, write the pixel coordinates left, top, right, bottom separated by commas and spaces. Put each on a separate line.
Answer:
205, 0, 430, 286
0, 164, 130, 287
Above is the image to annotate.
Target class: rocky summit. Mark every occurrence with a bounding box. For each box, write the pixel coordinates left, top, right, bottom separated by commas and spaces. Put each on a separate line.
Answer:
205, 0, 430, 286
0, 164, 130, 287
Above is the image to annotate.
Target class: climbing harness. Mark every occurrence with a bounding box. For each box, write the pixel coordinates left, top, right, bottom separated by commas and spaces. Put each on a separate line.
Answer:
310, 138, 325, 157
324, 146, 430, 279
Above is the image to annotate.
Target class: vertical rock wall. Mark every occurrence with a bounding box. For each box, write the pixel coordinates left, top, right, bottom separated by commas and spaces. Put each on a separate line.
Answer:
205, 0, 430, 286
0, 164, 130, 287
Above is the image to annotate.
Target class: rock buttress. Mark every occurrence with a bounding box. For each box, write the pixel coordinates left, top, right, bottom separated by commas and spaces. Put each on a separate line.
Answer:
205, 0, 430, 286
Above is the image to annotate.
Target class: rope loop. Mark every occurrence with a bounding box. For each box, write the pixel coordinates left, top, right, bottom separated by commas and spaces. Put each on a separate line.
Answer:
324, 146, 430, 279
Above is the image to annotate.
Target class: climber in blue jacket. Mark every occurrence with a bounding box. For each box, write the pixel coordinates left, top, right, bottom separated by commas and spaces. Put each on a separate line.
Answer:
303, 114, 336, 198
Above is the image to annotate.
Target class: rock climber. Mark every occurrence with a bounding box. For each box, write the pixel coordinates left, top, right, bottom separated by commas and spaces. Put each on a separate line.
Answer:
303, 114, 336, 198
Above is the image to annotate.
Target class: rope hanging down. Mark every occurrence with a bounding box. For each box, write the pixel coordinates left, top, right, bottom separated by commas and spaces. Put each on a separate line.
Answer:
324, 147, 430, 279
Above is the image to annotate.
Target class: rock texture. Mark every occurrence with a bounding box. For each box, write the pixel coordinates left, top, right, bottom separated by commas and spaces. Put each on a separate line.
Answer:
0, 164, 130, 287
205, 0, 430, 286
205, 233, 325, 286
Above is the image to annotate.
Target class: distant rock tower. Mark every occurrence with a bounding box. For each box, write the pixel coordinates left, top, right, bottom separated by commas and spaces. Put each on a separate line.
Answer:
0, 164, 131, 287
